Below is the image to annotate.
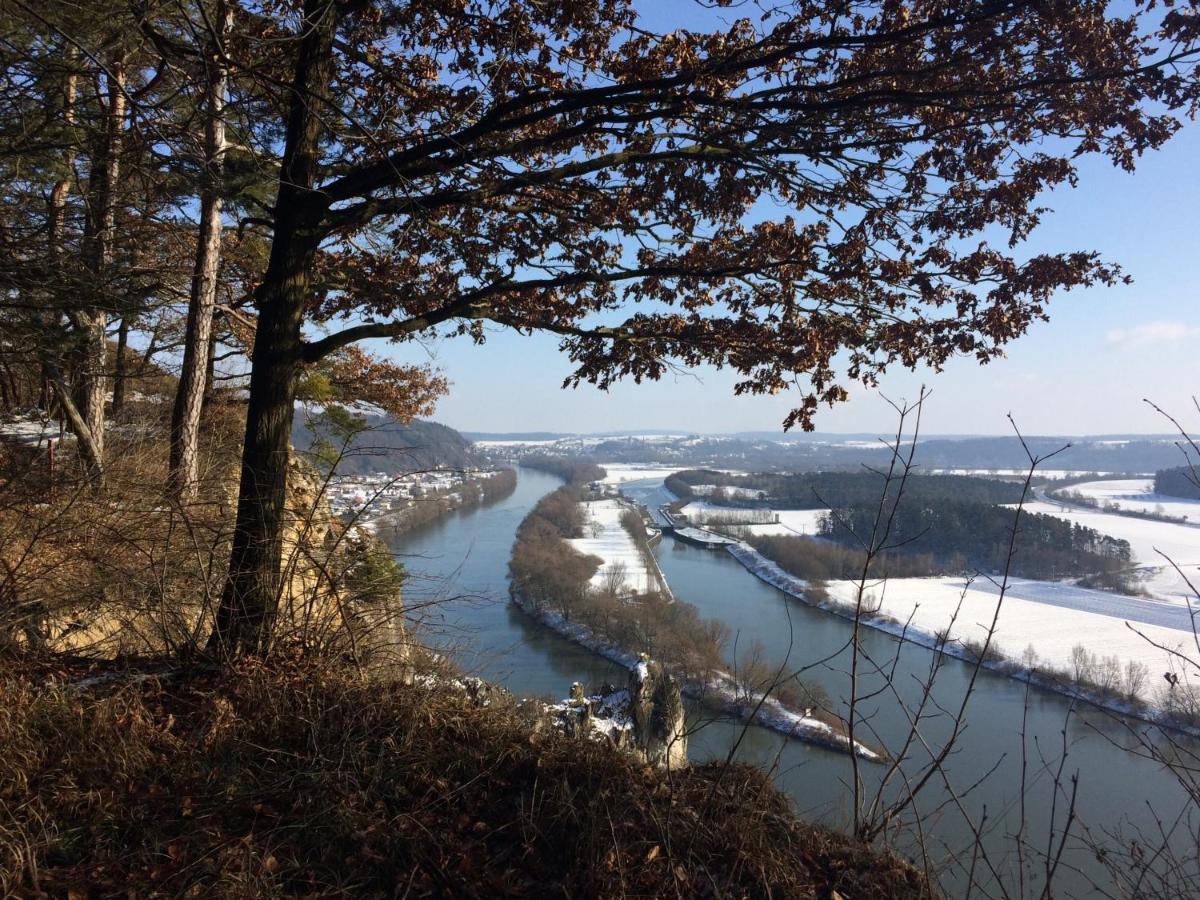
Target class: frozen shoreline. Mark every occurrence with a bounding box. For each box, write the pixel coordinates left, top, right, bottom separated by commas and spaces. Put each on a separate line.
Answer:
724, 543, 1200, 738
509, 591, 882, 760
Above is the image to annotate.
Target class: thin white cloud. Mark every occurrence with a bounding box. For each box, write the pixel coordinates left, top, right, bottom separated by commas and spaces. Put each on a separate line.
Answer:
1105, 320, 1199, 349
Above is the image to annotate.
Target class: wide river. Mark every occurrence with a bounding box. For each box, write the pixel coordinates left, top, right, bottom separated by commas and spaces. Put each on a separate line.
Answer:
389, 467, 1197, 896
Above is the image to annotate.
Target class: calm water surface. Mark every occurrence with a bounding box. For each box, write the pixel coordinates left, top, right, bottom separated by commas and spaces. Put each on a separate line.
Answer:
391, 468, 1197, 896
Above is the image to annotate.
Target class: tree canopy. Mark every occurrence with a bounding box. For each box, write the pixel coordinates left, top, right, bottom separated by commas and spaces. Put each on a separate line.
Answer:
2, 0, 1197, 652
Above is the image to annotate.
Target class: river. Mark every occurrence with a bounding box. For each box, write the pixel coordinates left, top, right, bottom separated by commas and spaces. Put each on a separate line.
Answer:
390, 467, 1197, 896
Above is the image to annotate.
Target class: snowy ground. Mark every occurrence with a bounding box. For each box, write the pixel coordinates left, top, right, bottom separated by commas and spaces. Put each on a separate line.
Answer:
596, 464, 686, 485
1019, 499, 1200, 601
1066, 478, 1200, 521
568, 498, 658, 594
0, 411, 64, 447
820, 576, 1195, 700
688, 484, 766, 499
678, 501, 828, 538
727, 542, 1196, 704
747, 509, 829, 537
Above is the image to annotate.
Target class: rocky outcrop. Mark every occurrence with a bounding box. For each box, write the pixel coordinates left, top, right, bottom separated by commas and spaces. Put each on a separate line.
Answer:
628, 656, 688, 770
548, 655, 688, 769
34, 450, 408, 664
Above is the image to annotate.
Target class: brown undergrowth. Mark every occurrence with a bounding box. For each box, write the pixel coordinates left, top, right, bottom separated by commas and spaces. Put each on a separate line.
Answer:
0, 655, 930, 898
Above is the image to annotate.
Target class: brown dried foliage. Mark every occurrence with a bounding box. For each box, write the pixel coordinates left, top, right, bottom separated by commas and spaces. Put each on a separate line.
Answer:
0, 657, 932, 898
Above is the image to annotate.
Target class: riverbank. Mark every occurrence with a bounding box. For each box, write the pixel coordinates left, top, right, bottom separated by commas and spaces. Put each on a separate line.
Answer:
506, 475, 883, 759
370, 468, 517, 535
509, 590, 883, 760
725, 542, 1200, 737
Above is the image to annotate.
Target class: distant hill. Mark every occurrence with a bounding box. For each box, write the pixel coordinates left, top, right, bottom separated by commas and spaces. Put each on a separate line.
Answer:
474, 431, 1186, 474
464, 431, 570, 442
292, 412, 484, 475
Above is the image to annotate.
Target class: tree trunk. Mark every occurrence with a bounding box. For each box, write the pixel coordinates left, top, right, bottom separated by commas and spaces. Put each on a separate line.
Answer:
209, 0, 339, 656
203, 321, 217, 408
78, 57, 127, 478
42, 50, 106, 479
111, 316, 129, 416
168, 0, 232, 501
42, 359, 104, 475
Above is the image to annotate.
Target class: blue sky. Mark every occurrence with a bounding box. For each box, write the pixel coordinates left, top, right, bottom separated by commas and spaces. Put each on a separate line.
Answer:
377, 9, 1200, 438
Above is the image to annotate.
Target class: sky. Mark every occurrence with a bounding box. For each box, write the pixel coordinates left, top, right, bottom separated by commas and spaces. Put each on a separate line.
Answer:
372, 6, 1200, 438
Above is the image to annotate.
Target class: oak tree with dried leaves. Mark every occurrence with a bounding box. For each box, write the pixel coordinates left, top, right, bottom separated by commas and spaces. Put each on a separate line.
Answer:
165, 0, 1197, 654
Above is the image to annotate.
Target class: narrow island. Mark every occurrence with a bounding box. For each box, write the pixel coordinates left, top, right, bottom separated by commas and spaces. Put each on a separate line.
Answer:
509, 459, 883, 760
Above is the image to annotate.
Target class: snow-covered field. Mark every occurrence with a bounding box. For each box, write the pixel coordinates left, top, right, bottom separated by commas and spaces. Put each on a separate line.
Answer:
727, 542, 1197, 705
677, 501, 828, 538
1020, 499, 1200, 601
752, 509, 829, 537
596, 464, 685, 485
819, 577, 1193, 700
568, 498, 658, 594
688, 484, 766, 499
1067, 478, 1200, 521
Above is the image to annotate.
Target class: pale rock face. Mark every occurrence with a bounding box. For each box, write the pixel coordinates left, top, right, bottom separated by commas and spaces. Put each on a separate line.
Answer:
546, 657, 688, 770
628, 657, 688, 770
40, 450, 408, 664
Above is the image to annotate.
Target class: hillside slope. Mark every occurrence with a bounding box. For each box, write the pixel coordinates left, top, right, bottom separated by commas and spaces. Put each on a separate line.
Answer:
292, 412, 484, 474
0, 659, 930, 898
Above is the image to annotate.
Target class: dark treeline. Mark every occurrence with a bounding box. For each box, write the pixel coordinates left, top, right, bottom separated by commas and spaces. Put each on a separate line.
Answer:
520, 457, 606, 485
687, 470, 1134, 581
749, 535, 938, 583
1154, 466, 1200, 500
820, 502, 1132, 580
750, 505, 1133, 584
667, 470, 1026, 509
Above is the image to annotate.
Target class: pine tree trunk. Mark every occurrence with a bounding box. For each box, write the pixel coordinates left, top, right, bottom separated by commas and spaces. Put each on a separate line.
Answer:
169, 0, 232, 501
209, 0, 338, 656
203, 322, 217, 408
78, 57, 127, 479
43, 51, 106, 477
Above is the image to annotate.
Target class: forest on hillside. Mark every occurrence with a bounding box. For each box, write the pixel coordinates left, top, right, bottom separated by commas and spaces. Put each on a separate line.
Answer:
293, 413, 483, 475
1154, 466, 1200, 500
666, 469, 1027, 508
668, 470, 1131, 581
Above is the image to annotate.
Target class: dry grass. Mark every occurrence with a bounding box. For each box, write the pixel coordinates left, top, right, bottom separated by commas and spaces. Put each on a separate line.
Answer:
0, 656, 931, 898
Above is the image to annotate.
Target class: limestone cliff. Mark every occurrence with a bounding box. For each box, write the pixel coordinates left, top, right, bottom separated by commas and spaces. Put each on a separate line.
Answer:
37, 452, 407, 662
548, 655, 688, 769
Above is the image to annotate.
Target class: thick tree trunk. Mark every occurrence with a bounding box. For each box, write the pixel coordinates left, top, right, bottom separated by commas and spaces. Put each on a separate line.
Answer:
169, 0, 232, 501
78, 58, 127, 478
209, 0, 339, 656
42, 51, 106, 479
42, 359, 104, 475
